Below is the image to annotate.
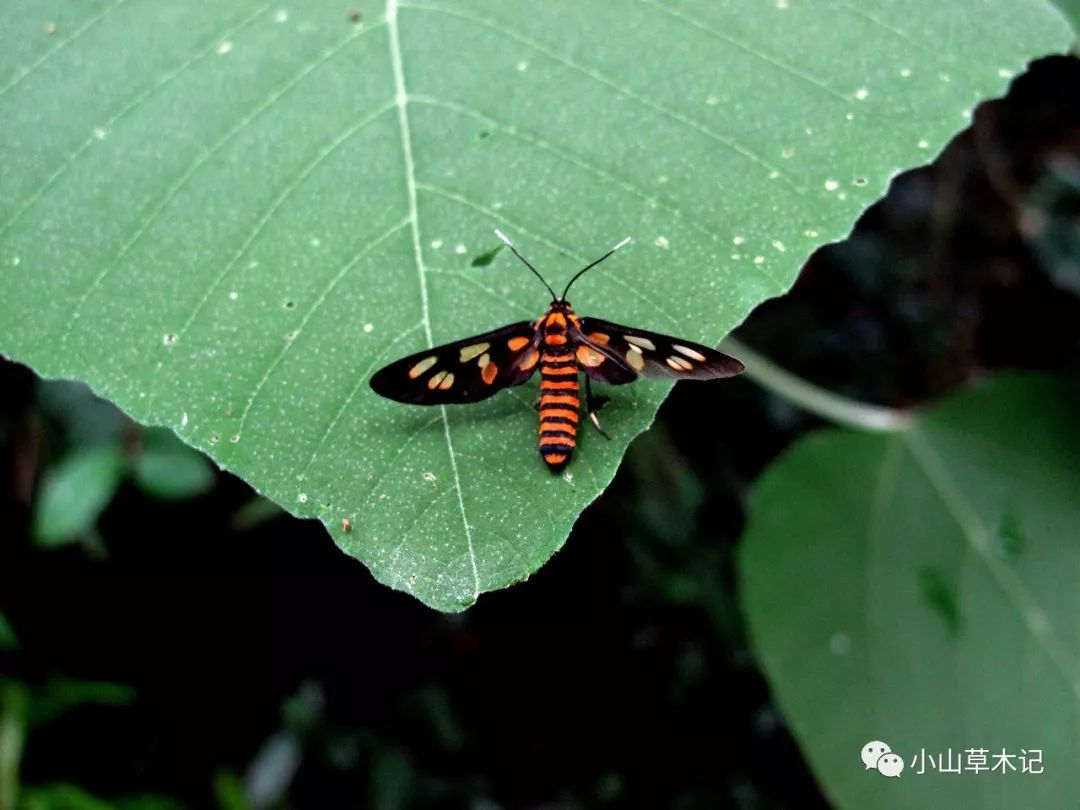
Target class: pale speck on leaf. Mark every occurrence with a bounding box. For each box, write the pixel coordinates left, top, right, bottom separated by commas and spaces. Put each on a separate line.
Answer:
824, 179, 839, 191
655, 236, 670, 249
298, 492, 308, 503
829, 633, 852, 655
430, 239, 443, 249
854, 87, 869, 100
274, 9, 288, 22
217, 41, 233, 55
363, 323, 374, 333
454, 244, 466, 255
93, 127, 108, 140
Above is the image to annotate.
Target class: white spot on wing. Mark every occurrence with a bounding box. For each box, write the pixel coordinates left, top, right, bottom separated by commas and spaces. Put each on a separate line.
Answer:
625, 335, 656, 351
673, 345, 706, 361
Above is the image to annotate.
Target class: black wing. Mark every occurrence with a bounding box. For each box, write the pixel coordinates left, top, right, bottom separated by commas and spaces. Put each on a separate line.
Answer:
369, 322, 542, 405
572, 317, 744, 384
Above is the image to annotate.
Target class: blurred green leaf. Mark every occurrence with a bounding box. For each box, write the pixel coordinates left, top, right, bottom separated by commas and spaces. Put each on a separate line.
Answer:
0, 613, 19, 652
19, 784, 182, 810
133, 427, 214, 501
1049, 0, 1080, 33
212, 771, 249, 810
0, 2, 1070, 608
32, 447, 125, 548
0, 680, 30, 810
27, 678, 136, 729
740, 374, 1080, 808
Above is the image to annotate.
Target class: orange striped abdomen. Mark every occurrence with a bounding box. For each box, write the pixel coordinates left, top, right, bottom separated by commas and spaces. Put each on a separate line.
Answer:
538, 349, 579, 471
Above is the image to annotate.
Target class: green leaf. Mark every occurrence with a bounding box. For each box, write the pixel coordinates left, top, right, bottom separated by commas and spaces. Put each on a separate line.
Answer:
19, 784, 182, 810
0, 2, 1070, 609
27, 677, 137, 729
133, 427, 215, 500
1048, 0, 1080, 33
739, 374, 1080, 807
0, 613, 18, 652
31, 446, 125, 548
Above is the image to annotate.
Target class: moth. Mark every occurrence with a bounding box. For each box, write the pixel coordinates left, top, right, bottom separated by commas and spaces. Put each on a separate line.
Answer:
369, 230, 744, 472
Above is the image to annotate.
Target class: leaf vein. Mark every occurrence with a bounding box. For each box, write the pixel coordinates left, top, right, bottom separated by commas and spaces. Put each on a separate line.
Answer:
0, 0, 129, 101
408, 94, 787, 293
902, 425, 1080, 702
58, 21, 385, 361
299, 321, 426, 482
387, 0, 480, 600
399, 1, 806, 195
637, 0, 849, 102
234, 218, 411, 436
0, 3, 274, 241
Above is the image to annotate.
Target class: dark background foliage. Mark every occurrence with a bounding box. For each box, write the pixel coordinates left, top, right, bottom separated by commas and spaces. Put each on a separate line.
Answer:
1, 55, 1077, 809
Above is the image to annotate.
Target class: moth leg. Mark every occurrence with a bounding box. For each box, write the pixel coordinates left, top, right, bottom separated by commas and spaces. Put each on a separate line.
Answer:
585, 377, 612, 440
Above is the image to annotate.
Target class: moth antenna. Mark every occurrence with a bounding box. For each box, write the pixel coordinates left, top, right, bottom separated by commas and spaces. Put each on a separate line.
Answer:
561, 236, 633, 300
494, 229, 558, 301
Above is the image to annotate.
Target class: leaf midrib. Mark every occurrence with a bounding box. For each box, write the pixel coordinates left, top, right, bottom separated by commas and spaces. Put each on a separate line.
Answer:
387, 0, 480, 600
899, 425, 1080, 703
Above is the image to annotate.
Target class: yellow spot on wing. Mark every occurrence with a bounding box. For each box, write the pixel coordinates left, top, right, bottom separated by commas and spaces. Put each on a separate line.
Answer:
666, 356, 693, 371
626, 349, 646, 372
409, 356, 437, 379
428, 370, 450, 389
438, 372, 455, 390
576, 345, 605, 368
459, 342, 490, 362
517, 348, 540, 370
